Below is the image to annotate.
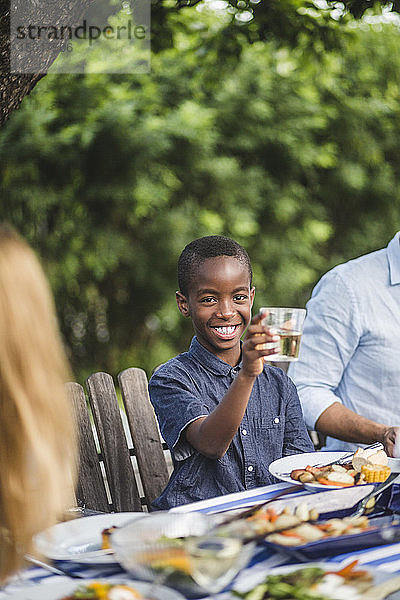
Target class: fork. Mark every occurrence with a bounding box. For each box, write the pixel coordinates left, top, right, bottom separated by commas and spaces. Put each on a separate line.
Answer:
24, 554, 86, 579
351, 472, 399, 518
313, 442, 383, 469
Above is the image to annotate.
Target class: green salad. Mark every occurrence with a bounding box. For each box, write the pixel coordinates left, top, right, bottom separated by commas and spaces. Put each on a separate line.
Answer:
232, 567, 328, 600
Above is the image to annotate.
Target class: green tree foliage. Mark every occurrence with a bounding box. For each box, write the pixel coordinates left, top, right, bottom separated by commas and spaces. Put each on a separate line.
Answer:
335, 0, 400, 18
157, 0, 345, 56
1, 0, 398, 127
1, 8, 400, 379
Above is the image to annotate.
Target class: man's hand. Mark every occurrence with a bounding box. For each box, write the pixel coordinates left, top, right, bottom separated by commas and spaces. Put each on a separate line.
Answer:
315, 403, 400, 454
382, 426, 400, 457
241, 312, 280, 378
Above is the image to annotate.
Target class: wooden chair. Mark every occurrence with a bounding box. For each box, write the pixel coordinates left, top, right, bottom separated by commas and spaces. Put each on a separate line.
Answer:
67, 367, 171, 513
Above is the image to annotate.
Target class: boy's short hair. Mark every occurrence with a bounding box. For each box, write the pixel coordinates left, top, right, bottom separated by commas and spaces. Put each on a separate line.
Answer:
178, 235, 253, 296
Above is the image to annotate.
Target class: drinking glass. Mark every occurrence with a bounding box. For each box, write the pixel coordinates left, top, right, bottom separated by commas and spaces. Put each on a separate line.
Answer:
259, 307, 306, 362
185, 535, 251, 597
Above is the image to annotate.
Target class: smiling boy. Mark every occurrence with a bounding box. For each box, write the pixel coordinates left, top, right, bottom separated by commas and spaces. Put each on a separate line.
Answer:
149, 235, 314, 509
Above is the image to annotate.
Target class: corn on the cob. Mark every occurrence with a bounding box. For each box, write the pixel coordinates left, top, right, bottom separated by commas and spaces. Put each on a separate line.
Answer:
361, 464, 391, 483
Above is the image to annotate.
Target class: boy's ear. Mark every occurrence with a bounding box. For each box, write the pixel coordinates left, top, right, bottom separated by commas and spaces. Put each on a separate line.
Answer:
176, 291, 190, 316
250, 286, 255, 307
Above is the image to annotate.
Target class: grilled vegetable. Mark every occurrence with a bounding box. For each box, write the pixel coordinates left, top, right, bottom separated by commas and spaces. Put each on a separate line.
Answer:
361, 464, 391, 483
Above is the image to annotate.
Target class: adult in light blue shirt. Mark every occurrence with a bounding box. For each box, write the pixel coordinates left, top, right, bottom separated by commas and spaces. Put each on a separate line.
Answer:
288, 232, 400, 456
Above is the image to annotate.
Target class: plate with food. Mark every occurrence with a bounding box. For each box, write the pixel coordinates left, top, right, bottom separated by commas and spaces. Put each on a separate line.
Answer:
7, 578, 185, 600
216, 495, 400, 554
262, 512, 400, 560
232, 561, 400, 600
254, 485, 377, 520
34, 512, 147, 565
269, 447, 395, 491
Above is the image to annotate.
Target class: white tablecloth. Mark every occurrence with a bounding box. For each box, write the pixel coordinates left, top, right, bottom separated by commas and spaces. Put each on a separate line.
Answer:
2, 482, 400, 598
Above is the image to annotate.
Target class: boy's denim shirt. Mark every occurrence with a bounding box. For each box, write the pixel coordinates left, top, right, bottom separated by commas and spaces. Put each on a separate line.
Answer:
149, 336, 314, 510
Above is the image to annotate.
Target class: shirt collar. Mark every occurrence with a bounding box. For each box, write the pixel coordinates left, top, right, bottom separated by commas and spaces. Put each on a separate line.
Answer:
188, 337, 242, 376
387, 231, 400, 285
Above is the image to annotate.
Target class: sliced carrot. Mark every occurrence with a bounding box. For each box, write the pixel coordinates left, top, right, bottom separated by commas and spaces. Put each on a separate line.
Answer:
326, 559, 359, 577
317, 477, 353, 487
279, 530, 304, 538
344, 570, 370, 580
268, 510, 279, 523
249, 507, 277, 522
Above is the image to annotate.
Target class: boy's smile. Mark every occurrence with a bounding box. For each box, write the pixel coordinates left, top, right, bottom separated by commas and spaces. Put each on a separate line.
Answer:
212, 324, 240, 339
176, 256, 255, 366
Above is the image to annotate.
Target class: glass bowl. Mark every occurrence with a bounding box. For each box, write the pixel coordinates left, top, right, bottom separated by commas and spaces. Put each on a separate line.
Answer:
111, 511, 254, 598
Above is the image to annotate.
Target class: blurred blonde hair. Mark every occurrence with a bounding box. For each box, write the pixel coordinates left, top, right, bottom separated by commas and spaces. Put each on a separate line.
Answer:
0, 224, 77, 582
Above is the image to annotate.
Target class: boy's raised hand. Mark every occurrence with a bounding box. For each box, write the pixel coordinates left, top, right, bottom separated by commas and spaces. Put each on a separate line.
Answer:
241, 312, 280, 378
185, 313, 281, 459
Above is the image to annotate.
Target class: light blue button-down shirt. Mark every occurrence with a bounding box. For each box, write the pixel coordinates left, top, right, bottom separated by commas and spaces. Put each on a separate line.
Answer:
288, 232, 400, 452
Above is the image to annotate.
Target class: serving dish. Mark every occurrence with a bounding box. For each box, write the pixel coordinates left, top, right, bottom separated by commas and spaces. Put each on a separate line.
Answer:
262, 484, 376, 520
34, 512, 147, 565
262, 514, 400, 561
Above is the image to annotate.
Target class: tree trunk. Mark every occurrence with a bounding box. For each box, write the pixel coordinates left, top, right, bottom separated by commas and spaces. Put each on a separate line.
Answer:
0, 0, 94, 127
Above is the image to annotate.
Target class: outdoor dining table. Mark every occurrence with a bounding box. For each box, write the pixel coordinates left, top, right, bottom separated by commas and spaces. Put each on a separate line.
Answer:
2, 480, 400, 598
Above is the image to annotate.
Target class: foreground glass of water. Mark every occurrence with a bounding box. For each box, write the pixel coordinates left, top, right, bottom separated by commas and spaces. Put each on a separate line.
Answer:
185, 535, 244, 596
260, 307, 306, 362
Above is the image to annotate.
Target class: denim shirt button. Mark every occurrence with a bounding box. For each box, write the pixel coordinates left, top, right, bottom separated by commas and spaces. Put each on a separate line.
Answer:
274, 417, 280, 424
242, 429, 247, 435
247, 465, 254, 472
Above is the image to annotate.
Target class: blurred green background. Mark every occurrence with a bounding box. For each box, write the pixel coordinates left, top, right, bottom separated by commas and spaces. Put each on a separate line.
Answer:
2, 0, 400, 382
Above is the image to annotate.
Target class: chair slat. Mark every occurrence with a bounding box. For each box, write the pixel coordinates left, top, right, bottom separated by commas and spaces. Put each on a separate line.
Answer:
118, 367, 170, 510
66, 382, 110, 513
86, 372, 142, 512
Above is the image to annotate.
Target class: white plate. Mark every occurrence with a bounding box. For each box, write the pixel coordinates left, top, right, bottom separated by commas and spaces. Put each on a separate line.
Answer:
233, 562, 396, 599
269, 451, 349, 490
270, 451, 400, 492
388, 457, 400, 473
34, 513, 147, 564
6, 578, 185, 600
